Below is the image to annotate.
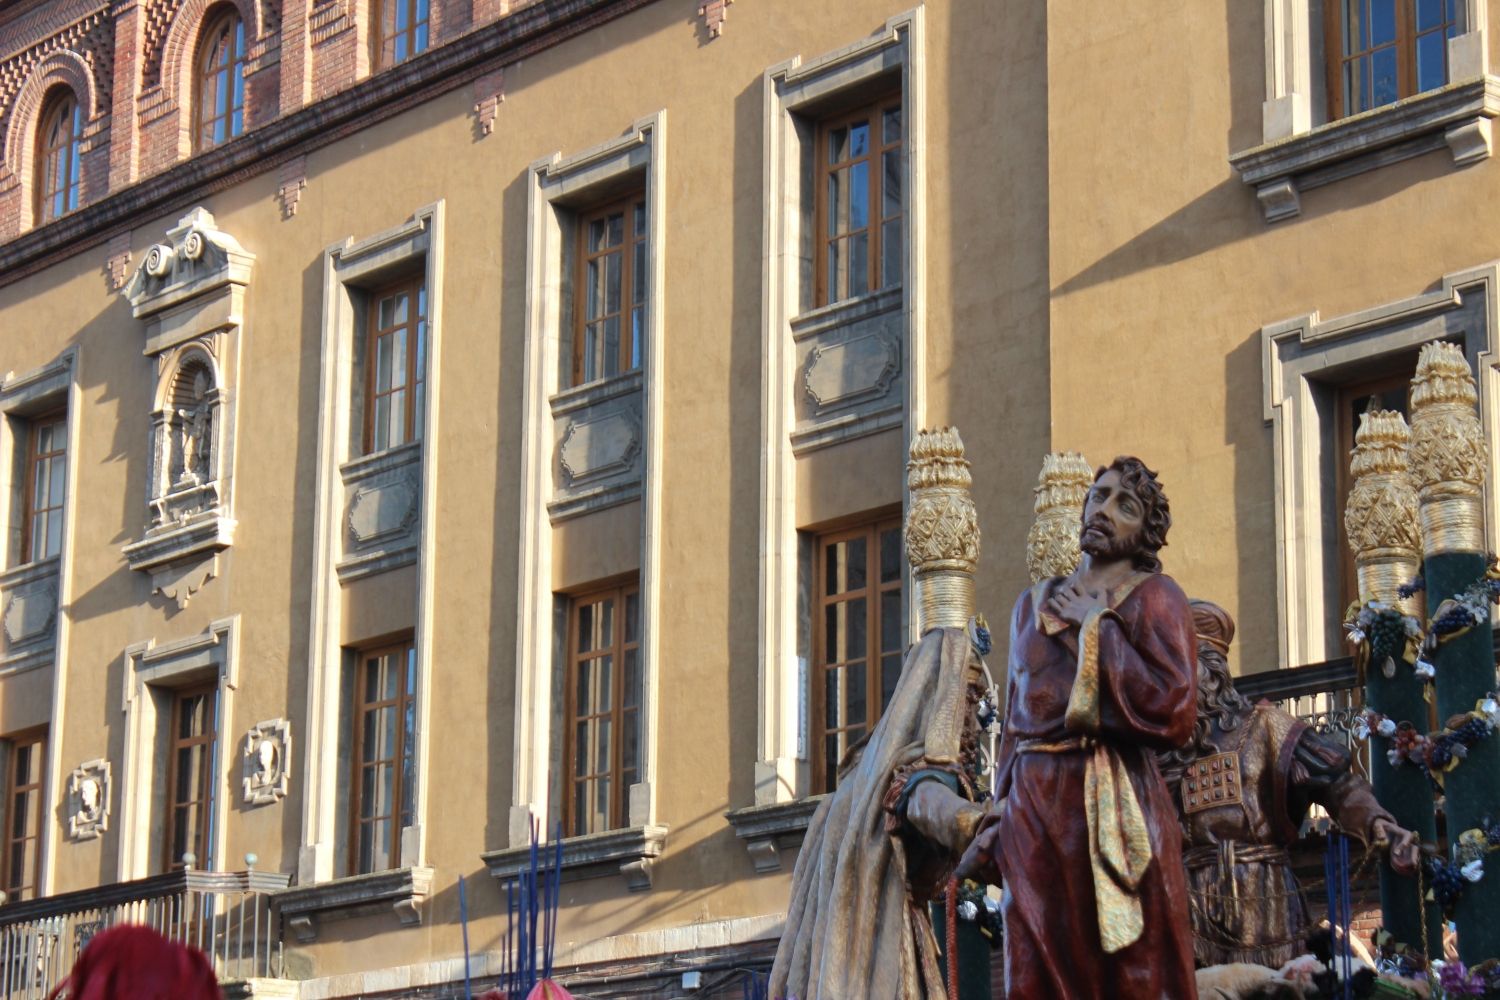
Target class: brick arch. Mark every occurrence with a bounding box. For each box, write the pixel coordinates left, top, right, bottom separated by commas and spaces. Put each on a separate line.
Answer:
161, 0, 263, 114
4, 50, 99, 232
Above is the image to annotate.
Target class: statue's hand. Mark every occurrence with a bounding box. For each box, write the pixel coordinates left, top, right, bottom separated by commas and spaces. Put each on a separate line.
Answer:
953, 799, 1006, 886
905, 781, 985, 857
1372, 818, 1420, 875
1047, 582, 1108, 627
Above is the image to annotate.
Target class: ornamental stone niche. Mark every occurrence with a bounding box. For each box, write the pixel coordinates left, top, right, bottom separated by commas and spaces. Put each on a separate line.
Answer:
68, 759, 111, 841
243, 718, 291, 806
120, 209, 253, 609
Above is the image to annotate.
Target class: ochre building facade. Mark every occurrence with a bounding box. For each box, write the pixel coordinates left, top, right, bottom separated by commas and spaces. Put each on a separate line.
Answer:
0, 0, 1497, 994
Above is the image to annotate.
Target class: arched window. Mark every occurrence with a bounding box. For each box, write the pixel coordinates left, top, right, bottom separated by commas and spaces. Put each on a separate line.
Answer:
195, 10, 246, 151
34, 90, 83, 225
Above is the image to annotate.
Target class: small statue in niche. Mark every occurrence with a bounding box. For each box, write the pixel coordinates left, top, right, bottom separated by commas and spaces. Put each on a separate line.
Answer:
172, 367, 213, 487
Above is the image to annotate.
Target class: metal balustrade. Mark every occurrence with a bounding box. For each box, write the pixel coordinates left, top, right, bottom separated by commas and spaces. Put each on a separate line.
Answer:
0, 866, 289, 998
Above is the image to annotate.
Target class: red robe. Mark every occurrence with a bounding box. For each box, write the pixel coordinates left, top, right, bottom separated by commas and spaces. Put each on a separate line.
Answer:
963, 571, 1198, 999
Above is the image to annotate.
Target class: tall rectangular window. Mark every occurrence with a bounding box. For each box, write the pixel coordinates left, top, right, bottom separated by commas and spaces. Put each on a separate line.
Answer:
811, 518, 904, 794
1328, 0, 1460, 118
572, 197, 647, 387
164, 686, 218, 871
2, 729, 46, 901
21, 413, 66, 564
565, 583, 641, 836
816, 97, 902, 306
374, 0, 430, 68
351, 642, 416, 874
364, 278, 427, 455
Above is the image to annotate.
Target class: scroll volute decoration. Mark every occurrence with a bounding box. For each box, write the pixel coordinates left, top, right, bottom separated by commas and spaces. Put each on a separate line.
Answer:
904, 427, 979, 632
1343, 408, 1421, 612
1026, 451, 1092, 584
1408, 342, 1487, 555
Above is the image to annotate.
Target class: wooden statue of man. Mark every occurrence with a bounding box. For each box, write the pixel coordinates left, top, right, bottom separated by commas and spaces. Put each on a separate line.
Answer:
958, 456, 1199, 999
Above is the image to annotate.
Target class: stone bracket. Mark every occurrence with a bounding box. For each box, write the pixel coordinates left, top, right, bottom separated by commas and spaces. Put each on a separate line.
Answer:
725, 797, 822, 874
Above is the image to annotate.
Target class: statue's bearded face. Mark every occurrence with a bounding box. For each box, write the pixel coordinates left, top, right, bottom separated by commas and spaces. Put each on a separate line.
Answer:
1080, 469, 1146, 561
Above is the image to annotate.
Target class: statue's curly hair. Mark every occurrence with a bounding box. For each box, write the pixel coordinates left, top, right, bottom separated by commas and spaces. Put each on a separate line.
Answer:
1090, 456, 1171, 572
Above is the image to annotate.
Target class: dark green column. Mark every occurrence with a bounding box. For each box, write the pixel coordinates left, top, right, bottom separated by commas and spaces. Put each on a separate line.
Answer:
1409, 342, 1500, 965
1345, 408, 1443, 954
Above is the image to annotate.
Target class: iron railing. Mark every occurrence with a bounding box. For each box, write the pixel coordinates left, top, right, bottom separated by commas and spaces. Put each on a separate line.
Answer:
1236, 655, 1369, 780
0, 867, 289, 998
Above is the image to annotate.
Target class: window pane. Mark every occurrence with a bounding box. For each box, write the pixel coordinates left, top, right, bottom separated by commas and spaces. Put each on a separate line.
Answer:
573, 778, 589, 832
384, 388, 405, 448
1416, 31, 1447, 91
881, 590, 902, 654
625, 591, 640, 643
1369, 0, 1395, 45
594, 716, 612, 774
848, 231, 870, 297
604, 252, 622, 314
824, 666, 844, 729
882, 149, 901, 218
602, 315, 621, 378
592, 654, 613, 713
623, 709, 639, 773
588, 217, 608, 254
633, 201, 646, 236
574, 721, 592, 776
828, 125, 849, 164
827, 170, 844, 237
881, 652, 902, 712
826, 536, 867, 595
390, 327, 409, 390
623, 648, 641, 709
606, 212, 624, 247
848, 161, 869, 231
881, 219, 902, 289
848, 121, 869, 158
880, 528, 901, 584
630, 307, 644, 371
594, 776, 611, 831
1417, 0, 1443, 30
827, 240, 844, 301
883, 106, 901, 144
1371, 45, 1398, 106
632, 241, 647, 309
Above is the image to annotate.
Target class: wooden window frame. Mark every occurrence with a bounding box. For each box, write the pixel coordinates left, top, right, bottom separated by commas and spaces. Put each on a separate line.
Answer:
362, 276, 427, 455
349, 640, 416, 874
194, 9, 247, 153
814, 94, 903, 308
562, 581, 641, 837
162, 684, 219, 872
372, 0, 430, 69
570, 195, 647, 388
20, 411, 66, 566
1325, 0, 1459, 119
810, 516, 904, 795
34, 90, 83, 226
2, 728, 47, 901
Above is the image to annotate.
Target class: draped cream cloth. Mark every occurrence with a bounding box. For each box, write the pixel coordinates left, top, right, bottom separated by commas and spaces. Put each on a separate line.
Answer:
769, 627, 976, 1000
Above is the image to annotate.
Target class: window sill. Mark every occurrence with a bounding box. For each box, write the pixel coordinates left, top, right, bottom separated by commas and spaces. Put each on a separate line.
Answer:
549, 367, 645, 417
1230, 75, 1500, 222
724, 796, 825, 874
790, 285, 903, 343
480, 824, 667, 893
271, 865, 434, 942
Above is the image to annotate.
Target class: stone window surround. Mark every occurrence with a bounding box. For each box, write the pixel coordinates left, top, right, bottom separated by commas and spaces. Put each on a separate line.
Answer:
117, 617, 239, 880
756, 9, 926, 808
1261, 262, 1500, 668
511, 112, 667, 850
0, 350, 80, 898
299, 202, 446, 887
1234, 0, 1493, 222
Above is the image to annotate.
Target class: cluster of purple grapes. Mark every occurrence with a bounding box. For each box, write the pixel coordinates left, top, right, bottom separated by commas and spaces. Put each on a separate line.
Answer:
1368, 609, 1410, 664
1398, 575, 1426, 600
1451, 715, 1495, 746
1431, 600, 1484, 637
1429, 856, 1467, 909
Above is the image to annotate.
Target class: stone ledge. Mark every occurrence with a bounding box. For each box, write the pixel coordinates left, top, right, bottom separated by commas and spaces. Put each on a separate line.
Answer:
220, 979, 300, 999
1230, 75, 1500, 222
271, 865, 434, 942
480, 825, 667, 892
123, 513, 235, 573
725, 796, 824, 874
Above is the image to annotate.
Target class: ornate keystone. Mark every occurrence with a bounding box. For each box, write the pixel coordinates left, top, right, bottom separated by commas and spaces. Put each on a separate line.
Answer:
1026, 451, 1091, 583
904, 427, 979, 631
1344, 409, 1422, 612
1409, 342, 1486, 555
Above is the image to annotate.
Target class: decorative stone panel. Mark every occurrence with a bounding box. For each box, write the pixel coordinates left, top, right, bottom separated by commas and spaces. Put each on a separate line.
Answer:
243, 718, 291, 805
68, 759, 111, 840
548, 370, 645, 521
0, 558, 60, 674
337, 442, 422, 581
121, 208, 251, 607
790, 287, 904, 455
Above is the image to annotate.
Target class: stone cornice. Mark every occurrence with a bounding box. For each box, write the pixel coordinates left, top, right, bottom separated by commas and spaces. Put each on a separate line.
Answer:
0, 0, 659, 289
